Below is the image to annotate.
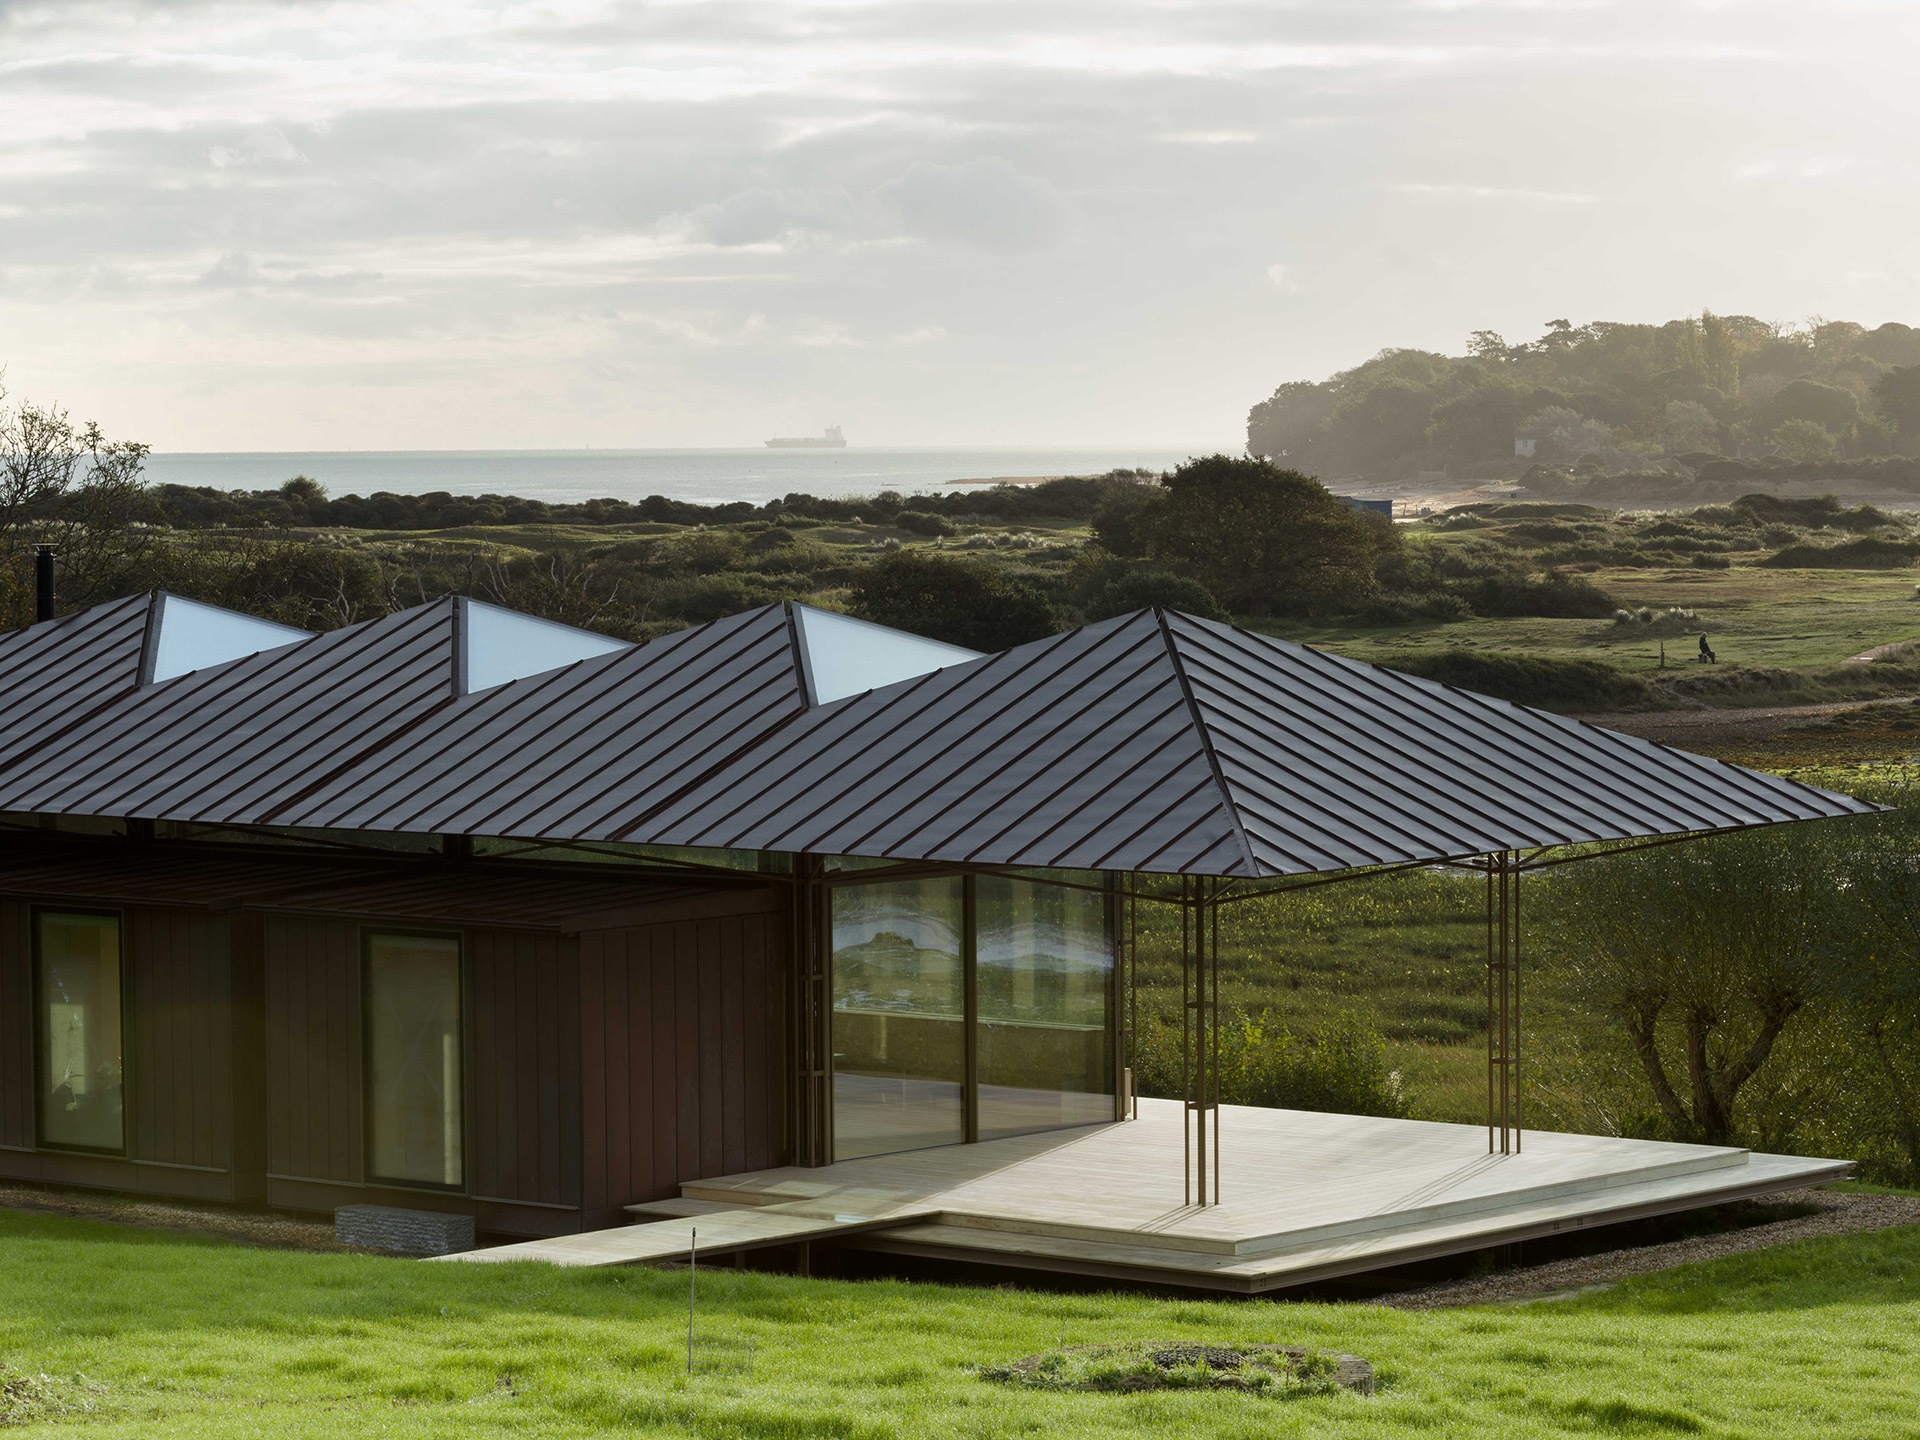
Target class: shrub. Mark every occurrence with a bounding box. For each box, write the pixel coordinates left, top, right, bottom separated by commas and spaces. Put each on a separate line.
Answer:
1611, 605, 1702, 637
1759, 536, 1920, 569
1133, 1009, 1410, 1119
893, 510, 951, 537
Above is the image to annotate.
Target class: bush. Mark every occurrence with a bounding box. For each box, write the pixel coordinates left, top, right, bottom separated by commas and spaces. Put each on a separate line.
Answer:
850, 548, 1058, 650
893, 510, 951, 537
1449, 568, 1618, 618
1082, 568, 1226, 622
1611, 605, 1702, 637
1760, 536, 1920, 569
1133, 1009, 1410, 1118
1355, 591, 1471, 626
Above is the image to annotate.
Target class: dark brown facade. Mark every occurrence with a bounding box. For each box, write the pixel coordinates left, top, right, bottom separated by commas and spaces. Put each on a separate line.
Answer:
0, 841, 788, 1236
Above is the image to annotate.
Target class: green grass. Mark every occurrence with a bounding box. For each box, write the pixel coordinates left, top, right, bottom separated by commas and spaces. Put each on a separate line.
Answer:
2, 1208, 1917, 1437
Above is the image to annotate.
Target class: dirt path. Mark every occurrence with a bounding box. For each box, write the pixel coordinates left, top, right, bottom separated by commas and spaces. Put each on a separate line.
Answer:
1375, 1188, 1920, 1309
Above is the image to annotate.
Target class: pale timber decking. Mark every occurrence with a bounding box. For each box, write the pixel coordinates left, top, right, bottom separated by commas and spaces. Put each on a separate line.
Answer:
443, 1098, 1846, 1288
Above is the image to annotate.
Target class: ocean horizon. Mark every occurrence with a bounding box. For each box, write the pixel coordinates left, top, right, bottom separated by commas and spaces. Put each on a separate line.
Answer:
142, 445, 1222, 507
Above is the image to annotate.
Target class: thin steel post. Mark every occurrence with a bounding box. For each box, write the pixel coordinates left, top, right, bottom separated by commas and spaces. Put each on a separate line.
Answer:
1514, 860, 1523, 1153
1210, 877, 1221, 1204
1485, 861, 1495, 1154
1182, 876, 1192, 1206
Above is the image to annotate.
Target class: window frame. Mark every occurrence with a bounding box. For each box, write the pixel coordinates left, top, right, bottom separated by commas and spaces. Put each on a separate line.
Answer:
360, 926, 469, 1194
31, 905, 129, 1157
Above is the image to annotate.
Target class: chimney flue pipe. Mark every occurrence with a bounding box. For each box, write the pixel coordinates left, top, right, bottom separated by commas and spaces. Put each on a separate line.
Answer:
34, 545, 55, 623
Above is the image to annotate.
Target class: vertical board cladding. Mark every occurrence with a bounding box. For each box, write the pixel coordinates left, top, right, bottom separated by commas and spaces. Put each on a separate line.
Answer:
127, 908, 234, 1171
467, 929, 581, 1210
578, 901, 787, 1219
0, 900, 30, 1149
264, 915, 363, 1184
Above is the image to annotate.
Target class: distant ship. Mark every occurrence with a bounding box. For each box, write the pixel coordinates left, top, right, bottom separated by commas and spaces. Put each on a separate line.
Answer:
765, 425, 847, 449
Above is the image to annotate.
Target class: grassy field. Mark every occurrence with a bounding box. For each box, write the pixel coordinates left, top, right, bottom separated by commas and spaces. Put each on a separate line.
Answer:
2, 1208, 1917, 1438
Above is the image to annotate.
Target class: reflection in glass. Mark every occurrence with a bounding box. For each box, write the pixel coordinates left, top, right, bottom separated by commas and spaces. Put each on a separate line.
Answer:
831, 877, 965, 1159
366, 933, 464, 1187
36, 912, 124, 1151
977, 877, 1114, 1140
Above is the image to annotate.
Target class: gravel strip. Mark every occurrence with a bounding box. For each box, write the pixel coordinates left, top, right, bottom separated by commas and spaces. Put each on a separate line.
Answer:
1375, 1189, 1920, 1310
0, 1182, 345, 1252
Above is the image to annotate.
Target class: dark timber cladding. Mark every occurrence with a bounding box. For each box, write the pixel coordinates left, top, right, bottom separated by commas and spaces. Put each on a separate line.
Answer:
0, 842, 787, 1234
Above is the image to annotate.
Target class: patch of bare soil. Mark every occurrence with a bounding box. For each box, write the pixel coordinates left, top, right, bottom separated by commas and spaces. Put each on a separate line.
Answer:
1374, 1188, 1920, 1310
0, 1181, 344, 1252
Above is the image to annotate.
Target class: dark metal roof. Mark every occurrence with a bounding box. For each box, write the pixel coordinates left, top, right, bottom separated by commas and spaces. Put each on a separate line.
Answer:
0, 842, 766, 930
0, 595, 1879, 878
0, 598, 461, 823
624, 609, 1879, 877
278, 603, 806, 837
0, 591, 153, 758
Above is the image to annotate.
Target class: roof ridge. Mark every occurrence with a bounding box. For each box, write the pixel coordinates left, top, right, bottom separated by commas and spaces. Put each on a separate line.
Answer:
1156, 607, 1261, 875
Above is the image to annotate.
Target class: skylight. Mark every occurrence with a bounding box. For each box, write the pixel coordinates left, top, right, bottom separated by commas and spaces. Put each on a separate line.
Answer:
791, 604, 981, 705
146, 594, 312, 683
460, 598, 632, 693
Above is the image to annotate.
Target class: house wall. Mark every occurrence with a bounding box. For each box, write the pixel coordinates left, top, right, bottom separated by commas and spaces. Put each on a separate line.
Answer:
0, 898, 259, 1202
578, 904, 788, 1228
1, 875, 792, 1236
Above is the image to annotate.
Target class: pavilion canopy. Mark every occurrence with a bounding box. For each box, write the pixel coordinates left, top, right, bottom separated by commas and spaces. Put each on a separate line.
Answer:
0, 592, 1876, 876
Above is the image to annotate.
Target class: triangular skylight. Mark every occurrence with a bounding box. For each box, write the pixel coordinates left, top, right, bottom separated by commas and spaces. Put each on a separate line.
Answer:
145, 594, 313, 683
791, 604, 981, 705
459, 598, 632, 694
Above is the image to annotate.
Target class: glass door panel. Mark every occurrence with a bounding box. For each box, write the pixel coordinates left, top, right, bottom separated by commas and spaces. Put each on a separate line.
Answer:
36, 912, 124, 1152
831, 877, 965, 1160
976, 876, 1114, 1141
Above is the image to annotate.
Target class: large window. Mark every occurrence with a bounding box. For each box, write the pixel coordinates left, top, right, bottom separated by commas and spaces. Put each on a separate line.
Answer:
35, 912, 125, 1153
976, 877, 1114, 1141
365, 932, 464, 1188
829, 871, 1115, 1160
830, 877, 966, 1160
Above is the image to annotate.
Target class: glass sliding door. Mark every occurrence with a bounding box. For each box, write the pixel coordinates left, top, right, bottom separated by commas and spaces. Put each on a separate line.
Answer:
976, 877, 1114, 1140
35, 911, 125, 1152
831, 877, 966, 1159
365, 932, 464, 1188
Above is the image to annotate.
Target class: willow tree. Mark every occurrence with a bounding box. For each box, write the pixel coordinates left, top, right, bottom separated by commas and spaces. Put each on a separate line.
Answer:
1542, 826, 1842, 1147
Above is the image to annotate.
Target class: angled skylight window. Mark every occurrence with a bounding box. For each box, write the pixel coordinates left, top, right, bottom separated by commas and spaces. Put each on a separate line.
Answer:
791, 604, 981, 705
145, 594, 313, 683
460, 598, 632, 694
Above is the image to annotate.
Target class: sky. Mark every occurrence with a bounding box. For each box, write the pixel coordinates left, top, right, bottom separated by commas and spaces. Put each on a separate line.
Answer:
2, 0, 1917, 452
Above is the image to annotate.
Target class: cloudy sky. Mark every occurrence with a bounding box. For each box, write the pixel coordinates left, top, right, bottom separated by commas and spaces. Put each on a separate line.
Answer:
2, 0, 1917, 451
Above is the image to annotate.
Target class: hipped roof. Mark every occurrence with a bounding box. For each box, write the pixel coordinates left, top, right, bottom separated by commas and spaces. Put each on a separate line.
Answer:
0, 594, 1877, 878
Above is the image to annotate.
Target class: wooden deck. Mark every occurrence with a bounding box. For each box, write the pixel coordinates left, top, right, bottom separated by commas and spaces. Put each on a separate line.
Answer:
445, 1099, 1846, 1288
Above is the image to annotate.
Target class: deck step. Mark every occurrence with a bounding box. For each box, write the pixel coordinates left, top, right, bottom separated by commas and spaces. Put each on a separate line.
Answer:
849, 1152, 1848, 1292
623, 1197, 755, 1220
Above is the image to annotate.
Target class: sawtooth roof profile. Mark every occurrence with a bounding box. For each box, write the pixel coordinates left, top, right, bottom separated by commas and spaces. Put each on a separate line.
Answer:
0, 592, 1875, 876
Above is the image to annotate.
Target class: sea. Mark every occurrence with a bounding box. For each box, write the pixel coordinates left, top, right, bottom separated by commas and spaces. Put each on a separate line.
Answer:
142, 446, 1219, 507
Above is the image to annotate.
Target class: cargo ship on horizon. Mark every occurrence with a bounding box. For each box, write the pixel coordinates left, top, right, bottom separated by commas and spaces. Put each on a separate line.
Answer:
764, 425, 846, 449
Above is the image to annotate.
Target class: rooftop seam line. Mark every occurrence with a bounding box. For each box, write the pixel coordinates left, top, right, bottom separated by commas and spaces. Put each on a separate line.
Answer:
1157, 607, 1260, 876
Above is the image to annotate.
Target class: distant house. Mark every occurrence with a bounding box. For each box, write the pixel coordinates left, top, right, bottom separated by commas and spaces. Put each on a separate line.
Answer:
1513, 428, 1545, 459
1333, 495, 1393, 518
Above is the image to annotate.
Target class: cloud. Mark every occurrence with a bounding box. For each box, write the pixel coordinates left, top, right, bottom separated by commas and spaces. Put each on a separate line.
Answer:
1265, 262, 1299, 293
1391, 182, 1599, 205
700, 188, 817, 247
879, 157, 1056, 250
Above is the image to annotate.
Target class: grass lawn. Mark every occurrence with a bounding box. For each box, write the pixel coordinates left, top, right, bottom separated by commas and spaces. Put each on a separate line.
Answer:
2, 1208, 1917, 1437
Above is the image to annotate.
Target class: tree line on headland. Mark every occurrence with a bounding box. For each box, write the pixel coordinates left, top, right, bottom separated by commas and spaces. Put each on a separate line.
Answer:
1248, 313, 1920, 497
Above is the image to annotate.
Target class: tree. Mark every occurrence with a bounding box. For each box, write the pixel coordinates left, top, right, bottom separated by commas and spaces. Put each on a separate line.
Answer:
850, 548, 1057, 651
0, 382, 154, 626
1543, 828, 1835, 1146
1246, 379, 1335, 467
1663, 399, 1721, 453
1874, 365, 1920, 440
1760, 378, 1859, 437
1771, 418, 1837, 464
1426, 386, 1526, 466
1126, 454, 1392, 616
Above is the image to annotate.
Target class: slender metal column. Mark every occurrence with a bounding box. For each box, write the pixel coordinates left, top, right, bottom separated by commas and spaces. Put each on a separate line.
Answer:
791, 855, 833, 1166
1485, 853, 1522, 1155
1182, 877, 1222, 1206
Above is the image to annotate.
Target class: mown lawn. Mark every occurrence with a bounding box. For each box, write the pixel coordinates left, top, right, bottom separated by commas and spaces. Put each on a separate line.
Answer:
2, 1208, 1917, 1438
